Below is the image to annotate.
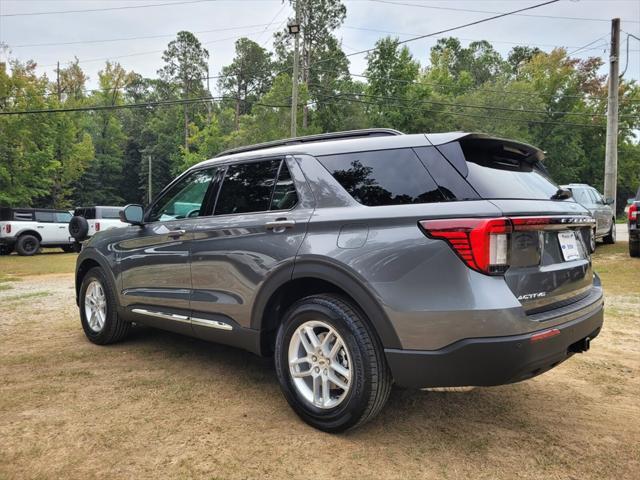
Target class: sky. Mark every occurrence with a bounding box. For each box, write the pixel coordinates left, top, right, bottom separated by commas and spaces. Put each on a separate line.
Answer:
0, 0, 639, 94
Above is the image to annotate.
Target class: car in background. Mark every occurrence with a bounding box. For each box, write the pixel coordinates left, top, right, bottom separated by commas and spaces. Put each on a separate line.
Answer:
562, 183, 616, 251
69, 206, 128, 244
628, 186, 639, 257
0, 207, 76, 255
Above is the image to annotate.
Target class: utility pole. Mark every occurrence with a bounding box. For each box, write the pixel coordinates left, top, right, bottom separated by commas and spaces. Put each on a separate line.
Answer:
56, 61, 61, 102
604, 18, 620, 213
148, 155, 153, 204
289, 1, 301, 138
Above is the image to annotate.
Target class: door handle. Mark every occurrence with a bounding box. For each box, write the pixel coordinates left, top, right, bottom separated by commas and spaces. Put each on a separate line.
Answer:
37, 226, 44, 229
265, 219, 295, 233
168, 229, 187, 238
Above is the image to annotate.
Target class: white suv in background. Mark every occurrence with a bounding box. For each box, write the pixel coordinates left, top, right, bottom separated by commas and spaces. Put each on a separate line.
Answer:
69, 206, 128, 244
0, 207, 76, 256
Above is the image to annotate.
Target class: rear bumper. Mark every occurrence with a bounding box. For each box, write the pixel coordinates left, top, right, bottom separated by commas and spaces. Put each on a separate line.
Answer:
0, 237, 16, 248
385, 293, 604, 388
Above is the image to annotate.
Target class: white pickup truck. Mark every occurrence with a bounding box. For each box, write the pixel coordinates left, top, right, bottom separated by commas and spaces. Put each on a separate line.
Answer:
0, 207, 77, 255
68, 206, 128, 244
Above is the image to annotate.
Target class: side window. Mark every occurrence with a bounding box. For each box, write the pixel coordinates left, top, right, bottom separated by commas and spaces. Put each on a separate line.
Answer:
55, 212, 72, 223
413, 146, 478, 201
100, 208, 121, 219
35, 211, 54, 223
587, 189, 600, 204
271, 162, 298, 210
317, 149, 444, 207
147, 168, 217, 222
215, 159, 281, 215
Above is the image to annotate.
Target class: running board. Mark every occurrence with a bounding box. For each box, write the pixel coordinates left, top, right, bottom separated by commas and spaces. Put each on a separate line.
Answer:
131, 308, 233, 331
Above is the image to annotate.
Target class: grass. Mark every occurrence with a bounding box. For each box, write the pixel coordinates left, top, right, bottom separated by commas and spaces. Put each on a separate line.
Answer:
0, 237, 638, 479
0, 250, 76, 276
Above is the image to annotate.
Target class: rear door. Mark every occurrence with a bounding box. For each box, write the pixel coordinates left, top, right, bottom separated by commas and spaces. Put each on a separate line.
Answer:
433, 136, 595, 313
117, 166, 219, 331
189, 156, 314, 340
34, 211, 58, 245
53, 211, 72, 243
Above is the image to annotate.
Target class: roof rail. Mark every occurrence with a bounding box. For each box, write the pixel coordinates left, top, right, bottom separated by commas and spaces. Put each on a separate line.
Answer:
215, 128, 403, 157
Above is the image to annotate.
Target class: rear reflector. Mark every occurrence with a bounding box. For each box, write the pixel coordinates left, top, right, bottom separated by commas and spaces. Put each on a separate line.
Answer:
530, 329, 561, 343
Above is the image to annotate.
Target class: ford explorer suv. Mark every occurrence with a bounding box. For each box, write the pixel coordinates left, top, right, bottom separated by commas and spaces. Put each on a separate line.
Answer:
74, 129, 604, 432
562, 183, 616, 251
0, 207, 76, 255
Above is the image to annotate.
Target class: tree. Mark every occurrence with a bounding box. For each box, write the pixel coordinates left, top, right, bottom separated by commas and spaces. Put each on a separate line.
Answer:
275, 0, 347, 128
158, 31, 209, 152
218, 38, 272, 129
364, 37, 420, 130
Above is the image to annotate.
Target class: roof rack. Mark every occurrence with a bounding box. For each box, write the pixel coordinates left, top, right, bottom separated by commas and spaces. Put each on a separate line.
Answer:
215, 128, 404, 157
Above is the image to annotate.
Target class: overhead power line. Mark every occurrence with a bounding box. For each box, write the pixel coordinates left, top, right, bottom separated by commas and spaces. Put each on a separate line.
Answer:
0, 0, 213, 18
367, 0, 640, 24
10, 23, 274, 49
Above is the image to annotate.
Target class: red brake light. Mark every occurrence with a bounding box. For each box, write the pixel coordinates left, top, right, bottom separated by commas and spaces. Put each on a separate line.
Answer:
5, 223, 11, 234
418, 218, 511, 275
95, 221, 101, 232
630, 203, 638, 221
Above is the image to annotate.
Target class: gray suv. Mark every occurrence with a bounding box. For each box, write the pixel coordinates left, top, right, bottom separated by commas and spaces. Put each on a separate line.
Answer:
74, 129, 604, 432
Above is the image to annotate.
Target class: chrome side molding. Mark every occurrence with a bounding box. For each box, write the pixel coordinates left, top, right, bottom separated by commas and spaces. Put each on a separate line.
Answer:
131, 308, 233, 331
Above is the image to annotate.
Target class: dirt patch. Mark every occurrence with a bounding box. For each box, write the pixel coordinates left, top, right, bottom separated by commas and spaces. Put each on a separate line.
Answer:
0, 251, 639, 479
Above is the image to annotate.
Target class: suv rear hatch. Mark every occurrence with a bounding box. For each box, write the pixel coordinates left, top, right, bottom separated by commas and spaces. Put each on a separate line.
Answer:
431, 134, 595, 314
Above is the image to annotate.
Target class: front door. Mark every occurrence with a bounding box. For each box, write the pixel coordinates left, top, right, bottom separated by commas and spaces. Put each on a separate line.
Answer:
189, 156, 314, 342
117, 166, 219, 332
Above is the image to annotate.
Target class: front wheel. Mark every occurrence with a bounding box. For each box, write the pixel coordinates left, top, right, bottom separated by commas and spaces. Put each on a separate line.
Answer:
274, 294, 392, 432
79, 267, 130, 345
603, 220, 616, 244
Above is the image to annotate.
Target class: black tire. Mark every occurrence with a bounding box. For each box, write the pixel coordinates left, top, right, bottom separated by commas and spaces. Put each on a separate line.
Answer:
15, 234, 40, 256
274, 294, 392, 433
603, 220, 616, 244
69, 216, 89, 241
630, 240, 640, 258
79, 267, 130, 345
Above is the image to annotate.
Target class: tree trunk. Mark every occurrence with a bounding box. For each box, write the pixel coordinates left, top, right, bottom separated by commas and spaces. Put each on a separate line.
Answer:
302, 42, 309, 129
235, 82, 241, 130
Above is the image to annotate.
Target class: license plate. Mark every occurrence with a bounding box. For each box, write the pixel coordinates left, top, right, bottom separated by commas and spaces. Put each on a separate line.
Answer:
558, 231, 581, 261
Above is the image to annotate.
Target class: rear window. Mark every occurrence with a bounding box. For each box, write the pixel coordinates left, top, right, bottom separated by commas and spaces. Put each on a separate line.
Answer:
440, 140, 558, 200
317, 149, 444, 207
74, 208, 96, 219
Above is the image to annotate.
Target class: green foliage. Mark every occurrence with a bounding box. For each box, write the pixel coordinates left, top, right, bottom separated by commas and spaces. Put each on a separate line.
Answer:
1, 14, 639, 213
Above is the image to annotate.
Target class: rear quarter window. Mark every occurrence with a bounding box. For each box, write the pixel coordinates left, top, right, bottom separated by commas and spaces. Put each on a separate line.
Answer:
317, 148, 444, 207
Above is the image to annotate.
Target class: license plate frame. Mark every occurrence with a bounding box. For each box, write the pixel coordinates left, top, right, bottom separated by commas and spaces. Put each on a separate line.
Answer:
558, 231, 581, 261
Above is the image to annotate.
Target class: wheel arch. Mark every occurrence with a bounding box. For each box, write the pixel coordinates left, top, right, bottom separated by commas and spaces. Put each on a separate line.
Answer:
16, 229, 42, 242
75, 251, 118, 307
252, 259, 401, 356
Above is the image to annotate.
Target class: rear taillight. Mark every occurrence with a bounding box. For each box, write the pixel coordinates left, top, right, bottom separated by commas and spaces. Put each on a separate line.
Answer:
5, 223, 11, 234
629, 204, 638, 222
95, 221, 101, 232
419, 218, 511, 275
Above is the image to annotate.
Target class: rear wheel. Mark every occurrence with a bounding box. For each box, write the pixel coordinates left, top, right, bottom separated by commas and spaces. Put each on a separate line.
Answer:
630, 240, 640, 258
79, 267, 130, 345
15, 234, 40, 256
274, 294, 392, 432
603, 220, 616, 244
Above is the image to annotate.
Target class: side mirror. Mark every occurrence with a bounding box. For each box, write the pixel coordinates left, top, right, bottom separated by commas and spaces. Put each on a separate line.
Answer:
120, 204, 144, 225
605, 197, 615, 206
